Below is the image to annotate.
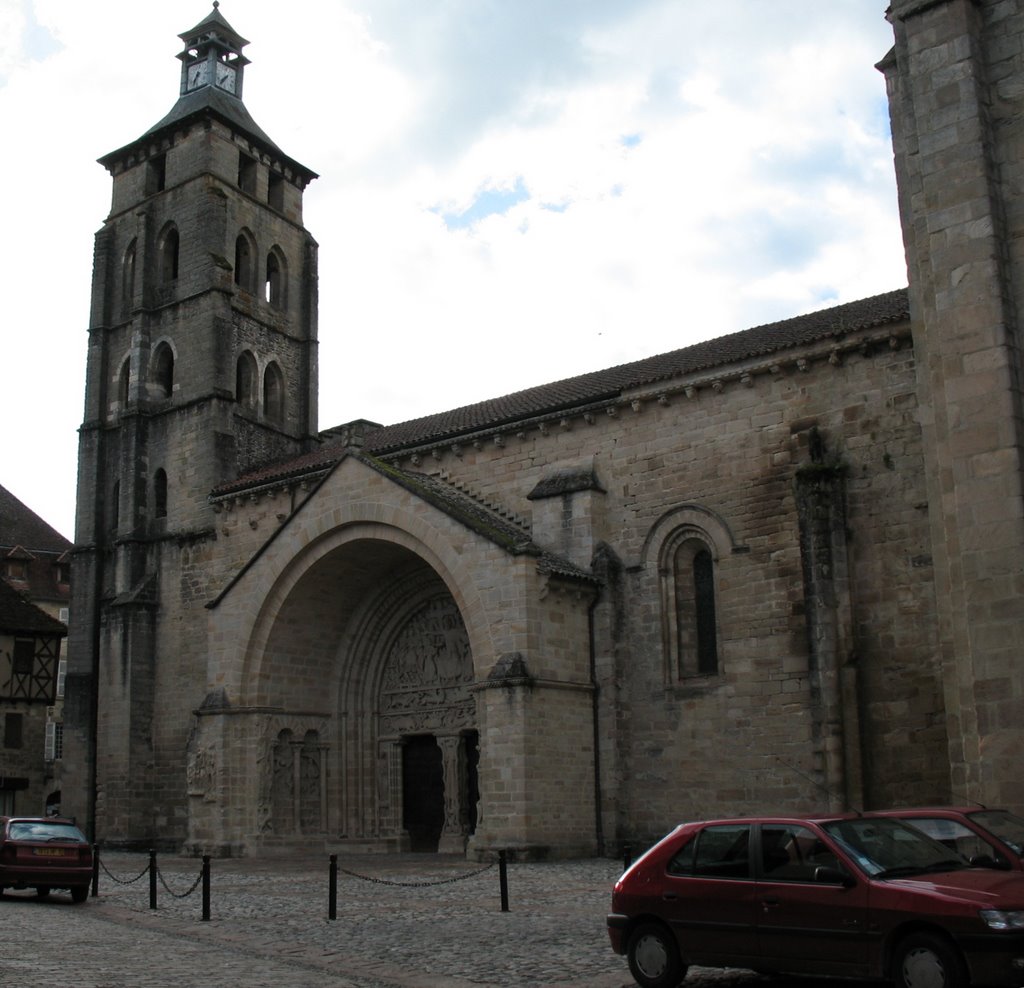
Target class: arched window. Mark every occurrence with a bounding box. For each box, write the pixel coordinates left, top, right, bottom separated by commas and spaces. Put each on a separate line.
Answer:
264, 248, 286, 309
651, 510, 731, 683
673, 539, 719, 676
160, 226, 179, 283
234, 231, 256, 293
118, 358, 131, 411
122, 240, 136, 312
151, 342, 174, 399
110, 481, 120, 532
153, 469, 168, 519
235, 350, 258, 410
263, 361, 284, 425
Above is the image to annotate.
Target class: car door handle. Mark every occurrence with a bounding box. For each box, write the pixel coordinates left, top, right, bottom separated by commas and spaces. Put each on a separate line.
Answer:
760, 897, 781, 910
662, 892, 679, 901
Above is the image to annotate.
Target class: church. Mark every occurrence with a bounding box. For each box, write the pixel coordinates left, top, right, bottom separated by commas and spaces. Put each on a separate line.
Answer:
63, 1, 1024, 858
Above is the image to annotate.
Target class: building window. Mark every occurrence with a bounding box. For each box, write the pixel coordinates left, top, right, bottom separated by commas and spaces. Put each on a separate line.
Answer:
265, 249, 286, 308
238, 152, 257, 195
45, 721, 63, 761
4, 558, 29, 582
110, 481, 120, 532
236, 350, 258, 410
4, 714, 23, 750
153, 469, 168, 519
267, 171, 284, 211
122, 239, 136, 313
264, 361, 284, 425
672, 538, 719, 677
145, 153, 166, 196
57, 659, 67, 698
118, 357, 131, 411
12, 638, 34, 677
160, 225, 179, 282
234, 231, 256, 293
655, 515, 727, 684
152, 342, 174, 398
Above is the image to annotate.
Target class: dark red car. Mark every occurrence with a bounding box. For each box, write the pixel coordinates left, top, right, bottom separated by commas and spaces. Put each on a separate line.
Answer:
0, 816, 92, 903
879, 807, 1024, 872
608, 814, 1024, 988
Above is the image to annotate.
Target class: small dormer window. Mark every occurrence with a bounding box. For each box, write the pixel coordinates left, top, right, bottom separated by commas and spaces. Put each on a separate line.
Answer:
5, 559, 28, 582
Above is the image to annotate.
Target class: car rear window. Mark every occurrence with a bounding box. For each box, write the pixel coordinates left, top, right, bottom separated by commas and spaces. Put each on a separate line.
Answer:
8, 821, 87, 843
669, 824, 751, 879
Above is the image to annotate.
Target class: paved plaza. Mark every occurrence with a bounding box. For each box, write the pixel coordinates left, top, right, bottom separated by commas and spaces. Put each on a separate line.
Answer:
0, 852, 875, 988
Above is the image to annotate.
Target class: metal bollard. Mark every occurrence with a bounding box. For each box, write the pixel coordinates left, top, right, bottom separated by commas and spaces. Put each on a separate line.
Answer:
202, 855, 211, 921
91, 844, 99, 898
149, 849, 157, 910
328, 854, 338, 921
498, 849, 509, 912
623, 843, 634, 871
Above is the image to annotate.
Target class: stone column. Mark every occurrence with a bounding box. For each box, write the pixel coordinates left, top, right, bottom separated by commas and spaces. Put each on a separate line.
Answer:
437, 734, 466, 853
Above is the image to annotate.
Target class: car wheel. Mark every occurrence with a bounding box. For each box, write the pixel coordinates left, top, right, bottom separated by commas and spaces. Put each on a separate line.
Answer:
70, 885, 89, 904
35, 886, 50, 899
627, 921, 686, 988
894, 932, 966, 988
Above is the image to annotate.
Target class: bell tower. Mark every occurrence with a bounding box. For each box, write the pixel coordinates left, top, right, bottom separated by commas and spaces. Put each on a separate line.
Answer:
65, 3, 319, 844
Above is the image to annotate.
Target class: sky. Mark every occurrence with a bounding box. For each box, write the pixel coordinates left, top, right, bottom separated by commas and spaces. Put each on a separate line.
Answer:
0, 0, 908, 539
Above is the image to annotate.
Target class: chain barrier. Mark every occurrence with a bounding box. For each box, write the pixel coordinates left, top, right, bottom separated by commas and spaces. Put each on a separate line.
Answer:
98, 857, 151, 886
336, 860, 495, 888
156, 864, 205, 899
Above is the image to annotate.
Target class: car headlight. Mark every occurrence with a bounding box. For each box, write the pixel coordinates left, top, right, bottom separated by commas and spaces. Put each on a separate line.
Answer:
980, 909, 1024, 930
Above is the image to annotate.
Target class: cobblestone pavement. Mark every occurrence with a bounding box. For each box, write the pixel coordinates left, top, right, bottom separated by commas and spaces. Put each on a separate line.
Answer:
0, 852, 878, 988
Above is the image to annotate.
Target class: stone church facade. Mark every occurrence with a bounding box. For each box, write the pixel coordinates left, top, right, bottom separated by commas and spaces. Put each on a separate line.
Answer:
63, 1, 1024, 858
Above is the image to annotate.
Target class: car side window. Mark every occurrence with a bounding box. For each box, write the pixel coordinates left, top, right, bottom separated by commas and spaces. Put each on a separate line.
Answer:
760, 824, 842, 882
679, 824, 752, 879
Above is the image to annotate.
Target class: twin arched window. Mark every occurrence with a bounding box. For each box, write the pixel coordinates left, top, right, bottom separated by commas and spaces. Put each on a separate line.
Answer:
234, 231, 287, 310
236, 350, 286, 425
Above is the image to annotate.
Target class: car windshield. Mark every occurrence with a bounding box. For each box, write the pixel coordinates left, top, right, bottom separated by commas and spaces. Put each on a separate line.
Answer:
8, 821, 87, 843
821, 817, 968, 878
969, 809, 1024, 856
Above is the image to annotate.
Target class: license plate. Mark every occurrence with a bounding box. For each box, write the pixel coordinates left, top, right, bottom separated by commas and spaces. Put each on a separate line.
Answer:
32, 847, 68, 857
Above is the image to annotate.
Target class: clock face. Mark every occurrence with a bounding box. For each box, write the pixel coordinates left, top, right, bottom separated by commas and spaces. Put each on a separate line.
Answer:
216, 63, 237, 94
187, 61, 210, 90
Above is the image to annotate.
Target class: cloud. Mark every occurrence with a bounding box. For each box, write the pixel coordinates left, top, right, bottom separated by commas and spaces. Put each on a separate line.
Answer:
0, 0, 904, 537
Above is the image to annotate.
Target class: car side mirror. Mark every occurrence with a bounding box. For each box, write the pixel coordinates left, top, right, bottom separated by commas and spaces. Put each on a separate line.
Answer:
814, 865, 855, 888
970, 854, 1011, 871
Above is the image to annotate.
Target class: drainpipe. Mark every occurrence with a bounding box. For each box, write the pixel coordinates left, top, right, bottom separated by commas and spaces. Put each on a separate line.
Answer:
588, 585, 604, 857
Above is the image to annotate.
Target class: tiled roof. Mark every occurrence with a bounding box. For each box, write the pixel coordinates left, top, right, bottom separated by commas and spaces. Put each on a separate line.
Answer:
0, 577, 66, 636
213, 287, 909, 497
0, 485, 72, 553
0, 486, 72, 605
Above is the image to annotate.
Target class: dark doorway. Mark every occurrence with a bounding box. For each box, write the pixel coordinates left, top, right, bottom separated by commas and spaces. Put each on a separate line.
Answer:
463, 730, 479, 835
402, 735, 444, 852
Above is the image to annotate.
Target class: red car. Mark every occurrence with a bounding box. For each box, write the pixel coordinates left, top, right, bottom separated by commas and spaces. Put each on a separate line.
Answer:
0, 816, 92, 903
879, 807, 1024, 872
608, 814, 1024, 988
